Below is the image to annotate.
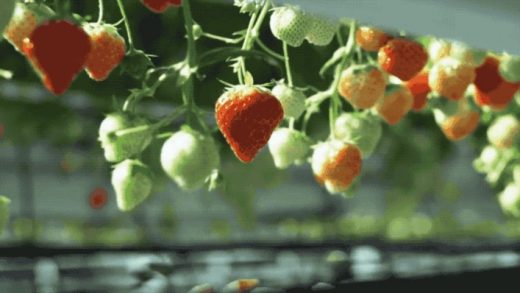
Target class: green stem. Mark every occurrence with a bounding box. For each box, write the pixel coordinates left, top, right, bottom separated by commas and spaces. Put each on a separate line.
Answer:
283, 42, 293, 87
237, 10, 259, 84
116, 0, 134, 49
97, 0, 104, 24
302, 21, 358, 134
181, 0, 209, 134
256, 38, 284, 60
202, 32, 243, 44
236, 0, 271, 84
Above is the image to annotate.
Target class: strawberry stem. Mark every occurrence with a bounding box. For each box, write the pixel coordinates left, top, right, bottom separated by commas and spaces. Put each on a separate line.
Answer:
116, 0, 134, 49
255, 38, 284, 60
236, 0, 271, 84
237, 10, 259, 84
97, 0, 104, 24
302, 21, 358, 135
283, 42, 294, 87
181, 0, 210, 134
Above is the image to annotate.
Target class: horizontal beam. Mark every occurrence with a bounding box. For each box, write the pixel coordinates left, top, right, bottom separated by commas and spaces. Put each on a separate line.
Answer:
279, 0, 520, 54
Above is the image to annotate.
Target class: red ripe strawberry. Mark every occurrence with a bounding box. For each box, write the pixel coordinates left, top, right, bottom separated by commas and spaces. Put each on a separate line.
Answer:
378, 38, 428, 81
83, 23, 126, 81
404, 71, 430, 111
141, 0, 181, 13
89, 187, 108, 209
216, 85, 284, 163
23, 20, 91, 95
338, 64, 386, 109
429, 57, 475, 100
311, 140, 362, 194
3, 2, 53, 53
355, 26, 391, 52
374, 84, 413, 125
474, 56, 503, 92
473, 56, 519, 109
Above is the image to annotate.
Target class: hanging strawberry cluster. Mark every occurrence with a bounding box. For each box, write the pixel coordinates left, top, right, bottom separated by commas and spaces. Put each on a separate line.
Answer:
1, 0, 520, 214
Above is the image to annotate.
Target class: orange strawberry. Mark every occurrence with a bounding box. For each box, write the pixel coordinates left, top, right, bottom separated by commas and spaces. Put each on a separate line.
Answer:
3, 2, 53, 53
215, 85, 284, 163
355, 26, 391, 52
83, 23, 126, 81
311, 140, 362, 194
374, 84, 413, 125
404, 71, 430, 111
429, 57, 475, 100
433, 99, 480, 141
337, 64, 386, 109
378, 38, 428, 81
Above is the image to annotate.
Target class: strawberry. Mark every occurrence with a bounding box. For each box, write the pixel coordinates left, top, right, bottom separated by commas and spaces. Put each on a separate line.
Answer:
160, 126, 220, 190
429, 57, 475, 100
334, 112, 382, 158
355, 26, 391, 52
374, 84, 413, 125
474, 56, 520, 109
428, 38, 451, 63
311, 140, 362, 194
498, 182, 520, 217
269, 6, 312, 47
89, 187, 108, 209
474, 56, 503, 93
268, 128, 312, 169
216, 85, 284, 163
449, 41, 486, 67
0, 196, 10, 236
487, 115, 520, 149
83, 23, 126, 81
499, 54, 520, 83
474, 82, 520, 111
473, 145, 502, 174
98, 113, 152, 163
3, 2, 53, 53
428, 39, 486, 67
338, 64, 386, 109
271, 83, 306, 119
433, 99, 479, 141
111, 159, 153, 212
23, 20, 91, 95
223, 279, 259, 293
305, 14, 339, 46
378, 38, 428, 81
404, 71, 430, 111
141, 0, 181, 13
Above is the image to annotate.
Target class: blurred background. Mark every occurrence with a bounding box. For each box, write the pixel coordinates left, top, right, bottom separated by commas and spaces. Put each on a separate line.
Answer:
1, 0, 520, 292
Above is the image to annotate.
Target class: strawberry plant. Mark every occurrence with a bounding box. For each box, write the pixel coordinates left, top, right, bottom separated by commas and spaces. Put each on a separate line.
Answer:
0, 0, 519, 226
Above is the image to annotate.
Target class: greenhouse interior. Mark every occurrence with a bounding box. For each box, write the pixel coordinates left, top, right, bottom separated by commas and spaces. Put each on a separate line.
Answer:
1, 0, 520, 291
